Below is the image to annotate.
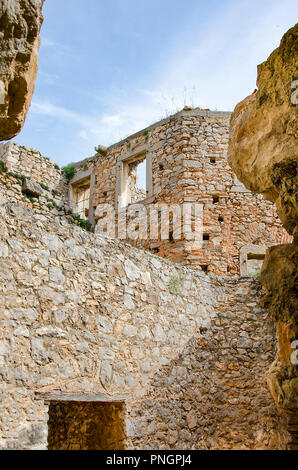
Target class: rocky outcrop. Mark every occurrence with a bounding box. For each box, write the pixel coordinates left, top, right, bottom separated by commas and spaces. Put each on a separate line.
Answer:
0, 0, 44, 141
261, 244, 298, 412
228, 23, 298, 426
228, 23, 297, 234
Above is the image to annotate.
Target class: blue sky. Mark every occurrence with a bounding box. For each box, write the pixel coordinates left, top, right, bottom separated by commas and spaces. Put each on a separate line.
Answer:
10, 0, 297, 166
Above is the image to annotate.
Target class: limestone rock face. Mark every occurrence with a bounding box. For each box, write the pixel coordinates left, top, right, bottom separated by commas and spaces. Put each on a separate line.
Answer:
260, 244, 297, 324
260, 244, 298, 411
228, 23, 298, 234
228, 24, 298, 417
0, 0, 44, 141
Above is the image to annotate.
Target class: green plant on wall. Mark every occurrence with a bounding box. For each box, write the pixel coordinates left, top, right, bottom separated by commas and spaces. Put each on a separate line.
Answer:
23, 194, 35, 204
248, 269, 261, 278
169, 276, 180, 294
6, 172, 25, 185
73, 215, 92, 231
40, 182, 49, 191
0, 161, 8, 174
62, 164, 76, 180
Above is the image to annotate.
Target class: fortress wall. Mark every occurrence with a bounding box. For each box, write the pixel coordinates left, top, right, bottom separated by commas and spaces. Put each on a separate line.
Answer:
0, 142, 67, 193
0, 199, 214, 449
0, 142, 70, 214
0, 197, 287, 450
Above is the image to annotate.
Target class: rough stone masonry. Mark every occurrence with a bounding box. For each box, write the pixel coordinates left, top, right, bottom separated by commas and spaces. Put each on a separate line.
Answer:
0, 145, 293, 449
0, 0, 295, 450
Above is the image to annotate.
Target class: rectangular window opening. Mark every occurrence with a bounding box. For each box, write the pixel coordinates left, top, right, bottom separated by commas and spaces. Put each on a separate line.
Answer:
121, 153, 147, 207
72, 177, 91, 220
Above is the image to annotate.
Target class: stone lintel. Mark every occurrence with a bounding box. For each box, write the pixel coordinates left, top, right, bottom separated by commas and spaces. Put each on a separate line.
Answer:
35, 391, 131, 403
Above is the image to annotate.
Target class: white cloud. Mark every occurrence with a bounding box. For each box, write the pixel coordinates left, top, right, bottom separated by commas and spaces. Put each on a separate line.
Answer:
31, 100, 94, 127
41, 37, 58, 48
78, 130, 89, 140
153, 0, 297, 110
39, 72, 59, 85
30, 98, 162, 152
101, 114, 123, 127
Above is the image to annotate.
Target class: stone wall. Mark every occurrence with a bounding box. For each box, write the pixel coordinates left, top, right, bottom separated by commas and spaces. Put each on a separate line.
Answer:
0, 141, 71, 218
0, 194, 289, 449
0, 198, 214, 449
127, 278, 289, 450
0, 142, 67, 193
91, 108, 291, 276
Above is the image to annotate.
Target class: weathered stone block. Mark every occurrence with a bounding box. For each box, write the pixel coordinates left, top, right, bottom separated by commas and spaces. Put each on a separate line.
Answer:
22, 178, 43, 198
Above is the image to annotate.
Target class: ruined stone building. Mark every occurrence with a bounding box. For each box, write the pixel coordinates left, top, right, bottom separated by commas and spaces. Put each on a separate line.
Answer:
71, 107, 290, 276
0, 104, 295, 450
0, 0, 296, 454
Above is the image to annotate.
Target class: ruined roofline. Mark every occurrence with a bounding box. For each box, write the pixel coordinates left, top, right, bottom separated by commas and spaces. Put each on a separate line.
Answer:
107, 107, 232, 151
72, 107, 232, 168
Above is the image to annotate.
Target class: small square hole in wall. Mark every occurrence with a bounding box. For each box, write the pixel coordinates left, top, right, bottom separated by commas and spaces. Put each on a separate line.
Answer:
203, 233, 210, 241
213, 196, 219, 204
200, 265, 208, 273
159, 163, 164, 171
210, 158, 216, 164
218, 216, 224, 223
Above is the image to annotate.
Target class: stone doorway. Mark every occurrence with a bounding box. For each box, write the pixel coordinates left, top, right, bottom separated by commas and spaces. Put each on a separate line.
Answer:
47, 401, 126, 450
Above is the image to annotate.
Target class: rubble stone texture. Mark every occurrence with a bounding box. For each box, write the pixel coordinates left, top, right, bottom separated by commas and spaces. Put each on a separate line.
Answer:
0, 197, 291, 450
227, 23, 297, 442
0, 91, 296, 448
0, 0, 44, 140
90, 108, 291, 276
0, 111, 295, 448
0, 142, 69, 213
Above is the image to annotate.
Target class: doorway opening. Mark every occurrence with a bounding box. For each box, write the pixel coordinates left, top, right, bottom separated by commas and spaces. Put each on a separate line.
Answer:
47, 401, 126, 450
